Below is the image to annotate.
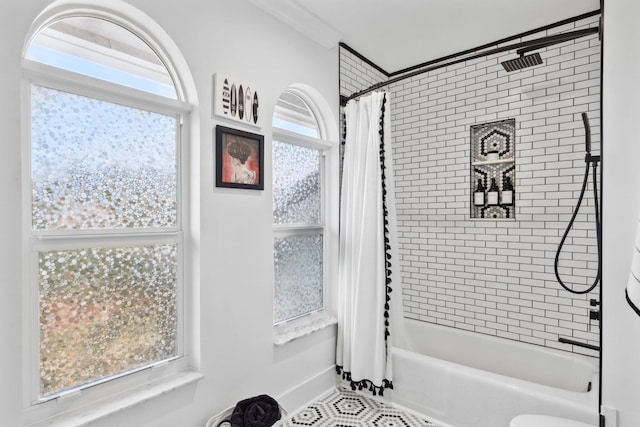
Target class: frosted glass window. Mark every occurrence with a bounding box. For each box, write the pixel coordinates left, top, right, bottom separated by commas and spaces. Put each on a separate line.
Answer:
39, 245, 177, 397
24, 11, 188, 411
272, 89, 327, 326
274, 234, 323, 323
273, 141, 321, 225
30, 84, 177, 230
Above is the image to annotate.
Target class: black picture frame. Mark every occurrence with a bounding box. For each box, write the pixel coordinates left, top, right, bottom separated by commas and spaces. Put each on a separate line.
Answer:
215, 125, 264, 190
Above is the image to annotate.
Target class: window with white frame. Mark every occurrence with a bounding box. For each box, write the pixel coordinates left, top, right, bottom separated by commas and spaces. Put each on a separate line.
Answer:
23, 15, 191, 404
272, 91, 328, 325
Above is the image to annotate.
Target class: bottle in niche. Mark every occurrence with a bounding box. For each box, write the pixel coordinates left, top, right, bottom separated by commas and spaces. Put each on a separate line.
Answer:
502, 176, 514, 205
474, 178, 486, 206
487, 177, 499, 206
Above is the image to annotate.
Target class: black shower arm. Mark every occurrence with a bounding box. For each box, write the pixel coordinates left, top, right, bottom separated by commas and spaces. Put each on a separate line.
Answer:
515, 27, 599, 56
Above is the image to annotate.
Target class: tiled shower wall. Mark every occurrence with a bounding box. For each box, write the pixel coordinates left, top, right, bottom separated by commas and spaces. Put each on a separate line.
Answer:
340, 15, 601, 355
339, 46, 388, 99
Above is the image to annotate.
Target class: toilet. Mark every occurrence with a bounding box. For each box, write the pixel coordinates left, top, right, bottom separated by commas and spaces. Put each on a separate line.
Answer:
510, 414, 596, 427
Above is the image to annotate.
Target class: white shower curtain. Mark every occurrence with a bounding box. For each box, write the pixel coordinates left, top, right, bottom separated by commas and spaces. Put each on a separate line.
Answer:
336, 91, 400, 396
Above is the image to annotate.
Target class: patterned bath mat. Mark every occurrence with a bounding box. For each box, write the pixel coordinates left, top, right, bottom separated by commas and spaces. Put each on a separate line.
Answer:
280, 386, 441, 427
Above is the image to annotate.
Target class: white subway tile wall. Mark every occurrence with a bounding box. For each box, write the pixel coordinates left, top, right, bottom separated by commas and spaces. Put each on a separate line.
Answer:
339, 48, 388, 97
339, 16, 600, 356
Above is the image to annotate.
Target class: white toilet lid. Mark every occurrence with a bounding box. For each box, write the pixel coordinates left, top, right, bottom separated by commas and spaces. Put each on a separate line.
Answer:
511, 414, 596, 427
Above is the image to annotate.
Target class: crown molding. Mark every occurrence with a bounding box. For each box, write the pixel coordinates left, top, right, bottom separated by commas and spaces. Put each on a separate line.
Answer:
247, 0, 342, 49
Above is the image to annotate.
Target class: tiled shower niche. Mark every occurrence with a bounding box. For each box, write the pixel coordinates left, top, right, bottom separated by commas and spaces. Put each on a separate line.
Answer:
471, 118, 516, 219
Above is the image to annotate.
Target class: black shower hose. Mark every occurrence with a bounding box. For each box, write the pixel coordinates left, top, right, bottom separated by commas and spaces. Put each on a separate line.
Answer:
554, 158, 602, 294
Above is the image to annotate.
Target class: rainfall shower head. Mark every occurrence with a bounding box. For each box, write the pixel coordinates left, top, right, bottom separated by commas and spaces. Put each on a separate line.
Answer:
501, 52, 543, 72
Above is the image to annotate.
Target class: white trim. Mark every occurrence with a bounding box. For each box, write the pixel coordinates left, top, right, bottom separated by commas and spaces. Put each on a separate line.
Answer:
23, 60, 191, 115
273, 312, 337, 345
36, 355, 181, 405
31, 229, 183, 239
25, 371, 203, 427
273, 225, 324, 234
30, 235, 183, 254
272, 128, 334, 150
275, 366, 338, 417
21, 74, 37, 414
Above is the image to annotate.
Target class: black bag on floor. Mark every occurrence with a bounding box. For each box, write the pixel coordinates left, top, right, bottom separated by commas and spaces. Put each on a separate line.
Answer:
230, 394, 281, 427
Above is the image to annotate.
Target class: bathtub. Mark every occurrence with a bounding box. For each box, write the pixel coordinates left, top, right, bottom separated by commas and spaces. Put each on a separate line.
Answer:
384, 318, 599, 427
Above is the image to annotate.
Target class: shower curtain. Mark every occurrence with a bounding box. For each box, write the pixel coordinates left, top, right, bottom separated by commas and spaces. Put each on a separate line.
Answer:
336, 91, 400, 396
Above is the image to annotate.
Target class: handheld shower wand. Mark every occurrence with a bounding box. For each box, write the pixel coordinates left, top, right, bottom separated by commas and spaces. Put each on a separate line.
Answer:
554, 112, 602, 294
582, 112, 592, 154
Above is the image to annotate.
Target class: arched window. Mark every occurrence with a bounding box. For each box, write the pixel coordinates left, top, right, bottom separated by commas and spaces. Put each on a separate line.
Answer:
25, 16, 177, 99
272, 90, 321, 138
22, 5, 196, 418
272, 88, 333, 327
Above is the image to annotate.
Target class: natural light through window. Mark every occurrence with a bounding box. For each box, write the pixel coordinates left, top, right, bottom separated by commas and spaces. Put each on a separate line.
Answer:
25, 15, 184, 401
31, 85, 178, 230
26, 17, 176, 98
272, 91, 320, 138
39, 245, 178, 396
272, 91, 325, 325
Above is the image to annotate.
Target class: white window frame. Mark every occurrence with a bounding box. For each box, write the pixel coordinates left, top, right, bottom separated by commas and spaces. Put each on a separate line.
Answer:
21, 10, 199, 426
272, 130, 329, 322
272, 87, 339, 344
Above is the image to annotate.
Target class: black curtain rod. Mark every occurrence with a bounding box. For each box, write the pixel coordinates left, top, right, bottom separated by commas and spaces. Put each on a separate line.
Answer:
340, 26, 598, 107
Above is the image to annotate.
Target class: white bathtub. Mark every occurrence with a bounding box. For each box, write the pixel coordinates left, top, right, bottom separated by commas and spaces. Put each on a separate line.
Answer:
384, 319, 599, 427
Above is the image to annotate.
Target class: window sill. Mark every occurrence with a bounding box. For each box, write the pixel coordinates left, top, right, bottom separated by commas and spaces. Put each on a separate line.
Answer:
273, 313, 337, 346
26, 371, 203, 427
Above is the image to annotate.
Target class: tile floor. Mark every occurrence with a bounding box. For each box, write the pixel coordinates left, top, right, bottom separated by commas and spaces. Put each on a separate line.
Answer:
281, 386, 442, 427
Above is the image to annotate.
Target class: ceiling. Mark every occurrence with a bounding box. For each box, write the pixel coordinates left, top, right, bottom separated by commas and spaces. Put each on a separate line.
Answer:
248, 0, 600, 73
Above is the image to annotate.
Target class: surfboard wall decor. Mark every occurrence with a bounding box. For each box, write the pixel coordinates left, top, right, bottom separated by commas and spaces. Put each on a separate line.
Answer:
238, 85, 244, 121
252, 92, 259, 125
230, 83, 237, 117
222, 78, 230, 116
213, 73, 261, 128
245, 87, 252, 123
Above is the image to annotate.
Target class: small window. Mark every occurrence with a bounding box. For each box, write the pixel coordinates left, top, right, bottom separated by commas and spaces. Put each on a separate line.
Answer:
272, 91, 325, 324
273, 91, 320, 138
26, 16, 177, 98
24, 15, 186, 403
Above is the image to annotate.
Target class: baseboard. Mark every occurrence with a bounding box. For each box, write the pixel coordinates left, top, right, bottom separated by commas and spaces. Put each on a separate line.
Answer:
276, 365, 338, 415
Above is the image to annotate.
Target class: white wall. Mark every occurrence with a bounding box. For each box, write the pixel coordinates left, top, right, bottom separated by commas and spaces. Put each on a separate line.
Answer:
601, 0, 640, 425
0, 1, 338, 426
